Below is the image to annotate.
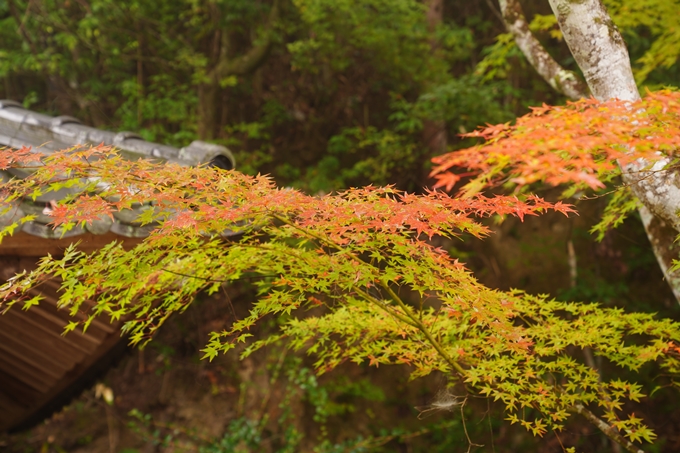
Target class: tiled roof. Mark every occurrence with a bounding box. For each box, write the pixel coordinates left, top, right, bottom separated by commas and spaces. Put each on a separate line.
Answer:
0, 101, 236, 433
0, 99, 235, 239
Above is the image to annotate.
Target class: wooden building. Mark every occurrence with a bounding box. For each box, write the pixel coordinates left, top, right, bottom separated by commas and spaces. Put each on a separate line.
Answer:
0, 100, 235, 432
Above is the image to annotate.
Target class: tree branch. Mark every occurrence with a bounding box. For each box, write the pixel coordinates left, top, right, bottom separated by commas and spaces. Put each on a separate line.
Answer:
270, 212, 466, 376
212, 0, 281, 78
573, 404, 645, 453
377, 279, 466, 376
498, 0, 589, 100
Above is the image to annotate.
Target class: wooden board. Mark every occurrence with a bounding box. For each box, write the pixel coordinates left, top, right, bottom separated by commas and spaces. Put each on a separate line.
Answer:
0, 232, 144, 257
0, 262, 129, 433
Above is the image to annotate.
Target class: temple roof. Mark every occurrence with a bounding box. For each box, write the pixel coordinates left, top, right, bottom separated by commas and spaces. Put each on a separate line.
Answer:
0, 99, 235, 240
0, 100, 234, 432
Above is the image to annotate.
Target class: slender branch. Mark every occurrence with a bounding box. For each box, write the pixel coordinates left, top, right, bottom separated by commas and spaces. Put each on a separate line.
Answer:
270, 213, 341, 251
498, 0, 589, 100
270, 212, 466, 375
377, 280, 465, 375
7, 0, 40, 57
212, 0, 281, 78
160, 267, 278, 284
573, 404, 645, 453
460, 397, 484, 452
353, 287, 420, 329
484, 0, 505, 25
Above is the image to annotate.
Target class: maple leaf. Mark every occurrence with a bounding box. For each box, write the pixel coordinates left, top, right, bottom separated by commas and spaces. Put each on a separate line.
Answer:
529, 103, 553, 116
432, 90, 680, 195
432, 171, 462, 191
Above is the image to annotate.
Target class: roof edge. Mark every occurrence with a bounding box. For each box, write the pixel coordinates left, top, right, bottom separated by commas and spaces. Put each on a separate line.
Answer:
0, 100, 235, 169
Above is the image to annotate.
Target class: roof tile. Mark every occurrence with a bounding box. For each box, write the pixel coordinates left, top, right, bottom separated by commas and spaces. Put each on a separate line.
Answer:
0, 100, 235, 239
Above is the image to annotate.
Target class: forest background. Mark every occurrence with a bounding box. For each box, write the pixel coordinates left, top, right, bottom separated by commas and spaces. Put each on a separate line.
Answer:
2, 0, 680, 452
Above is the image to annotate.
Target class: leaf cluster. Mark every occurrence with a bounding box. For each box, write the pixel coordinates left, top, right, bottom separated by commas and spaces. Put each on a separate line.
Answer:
1, 146, 679, 445
431, 89, 680, 196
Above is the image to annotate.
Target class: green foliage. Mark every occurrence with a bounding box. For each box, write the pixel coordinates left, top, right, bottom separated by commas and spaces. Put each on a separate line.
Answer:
606, 0, 680, 85
475, 33, 520, 83
304, 76, 511, 191
0, 0, 521, 192
590, 188, 641, 242
118, 74, 198, 145
125, 356, 464, 452
128, 408, 465, 453
289, 0, 443, 83
1, 146, 679, 450
199, 419, 267, 452
528, 14, 562, 41
0, 0, 276, 142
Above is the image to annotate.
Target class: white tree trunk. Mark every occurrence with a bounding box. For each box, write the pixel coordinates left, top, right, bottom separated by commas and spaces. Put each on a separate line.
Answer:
544, 0, 680, 302
499, 0, 680, 303
548, 0, 638, 101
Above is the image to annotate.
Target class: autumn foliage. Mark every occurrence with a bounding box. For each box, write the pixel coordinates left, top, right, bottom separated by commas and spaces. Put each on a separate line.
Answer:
3, 91, 680, 449
431, 89, 680, 195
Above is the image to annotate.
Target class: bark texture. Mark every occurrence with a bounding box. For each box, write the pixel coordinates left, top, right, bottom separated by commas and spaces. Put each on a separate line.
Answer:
638, 205, 680, 302
545, 0, 680, 303
498, 0, 589, 100
548, 0, 637, 101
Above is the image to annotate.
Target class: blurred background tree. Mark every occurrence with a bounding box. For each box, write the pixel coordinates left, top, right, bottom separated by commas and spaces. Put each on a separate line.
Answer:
3, 1, 678, 191
0, 0, 551, 192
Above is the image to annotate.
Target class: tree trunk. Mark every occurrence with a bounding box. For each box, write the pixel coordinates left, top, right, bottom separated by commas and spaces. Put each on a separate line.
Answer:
198, 80, 220, 140
498, 0, 589, 100
548, 0, 637, 101
546, 0, 680, 303
196, 0, 280, 141
498, 0, 680, 304
422, 0, 447, 155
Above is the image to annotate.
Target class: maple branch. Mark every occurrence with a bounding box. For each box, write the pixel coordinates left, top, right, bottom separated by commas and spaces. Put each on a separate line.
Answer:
270, 212, 466, 376
353, 287, 420, 329
377, 280, 466, 376
269, 213, 341, 251
161, 267, 278, 284
573, 404, 645, 453
160, 268, 225, 283
498, 0, 589, 100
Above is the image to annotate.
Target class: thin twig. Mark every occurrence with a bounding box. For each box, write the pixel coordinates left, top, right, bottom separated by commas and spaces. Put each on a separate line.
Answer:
460, 397, 484, 453
484, 0, 505, 24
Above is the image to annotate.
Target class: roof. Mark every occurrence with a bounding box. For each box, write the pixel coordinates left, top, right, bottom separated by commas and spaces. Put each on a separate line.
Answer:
0, 100, 234, 432
0, 99, 235, 241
